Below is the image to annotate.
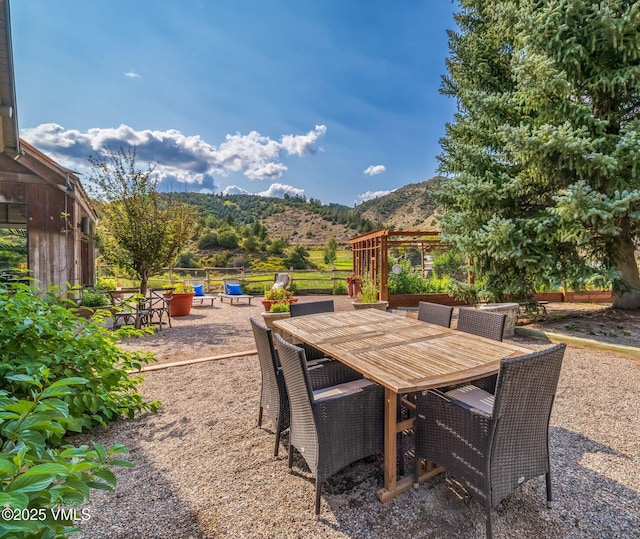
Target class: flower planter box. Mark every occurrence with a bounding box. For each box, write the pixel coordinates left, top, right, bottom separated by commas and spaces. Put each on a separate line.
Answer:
352, 300, 389, 311
261, 297, 298, 312
261, 311, 291, 330
387, 293, 466, 309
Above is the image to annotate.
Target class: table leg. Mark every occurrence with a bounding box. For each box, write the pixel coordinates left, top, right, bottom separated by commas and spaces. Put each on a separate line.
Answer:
378, 387, 397, 501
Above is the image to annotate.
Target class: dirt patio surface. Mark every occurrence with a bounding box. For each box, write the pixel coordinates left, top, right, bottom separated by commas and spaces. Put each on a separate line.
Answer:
76, 296, 640, 538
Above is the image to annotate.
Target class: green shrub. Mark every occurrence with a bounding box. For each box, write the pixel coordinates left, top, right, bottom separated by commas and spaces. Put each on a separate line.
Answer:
80, 288, 110, 307
332, 280, 347, 295
0, 282, 158, 538
269, 301, 290, 313
95, 277, 117, 291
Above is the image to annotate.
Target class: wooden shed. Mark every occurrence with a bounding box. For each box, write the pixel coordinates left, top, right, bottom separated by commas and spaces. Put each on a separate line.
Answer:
0, 0, 97, 291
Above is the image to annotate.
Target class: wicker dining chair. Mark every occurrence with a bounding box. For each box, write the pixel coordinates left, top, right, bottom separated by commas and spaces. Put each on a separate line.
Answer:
250, 317, 362, 457
289, 300, 334, 317
414, 343, 567, 539
456, 308, 508, 393
289, 300, 335, 360
417, 301, 454, 328
273, 333, 384, 516
457, 308, 507, 341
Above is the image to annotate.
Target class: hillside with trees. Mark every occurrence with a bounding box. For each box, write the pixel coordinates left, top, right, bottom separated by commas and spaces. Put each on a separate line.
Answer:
162, 178, 442, 270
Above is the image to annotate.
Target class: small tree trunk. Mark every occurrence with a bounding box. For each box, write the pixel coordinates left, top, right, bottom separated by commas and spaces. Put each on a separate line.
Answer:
139, 269, 149, 298
612, 221, 640, 310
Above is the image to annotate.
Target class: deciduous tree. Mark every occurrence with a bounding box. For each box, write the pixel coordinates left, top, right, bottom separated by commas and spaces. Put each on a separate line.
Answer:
89, 147, 196, 295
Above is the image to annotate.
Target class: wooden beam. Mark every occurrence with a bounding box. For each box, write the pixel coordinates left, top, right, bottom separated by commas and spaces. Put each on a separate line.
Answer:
136, 349, 258, 372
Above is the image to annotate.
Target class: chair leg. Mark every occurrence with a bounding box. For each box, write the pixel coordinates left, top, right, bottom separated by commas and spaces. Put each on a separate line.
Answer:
274, 431, 281, 457
288, 443, 294, 471
257, 406, 263, 427
274, 415, 283, 457
485, 503, 493, 539
315, 480, 322, 516
546, 471, 553, 508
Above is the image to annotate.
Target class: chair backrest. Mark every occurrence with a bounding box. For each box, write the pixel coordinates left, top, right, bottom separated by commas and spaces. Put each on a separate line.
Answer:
490, 343, 566, 502
290, 300, 335, 318
457, 308, 506, 341
417, 301, 454, 328
250, 317, 285, 408
107, 288, 143, 308
272, 273, 290, 290
273, 334, 317, 449
148, 288, 172, 310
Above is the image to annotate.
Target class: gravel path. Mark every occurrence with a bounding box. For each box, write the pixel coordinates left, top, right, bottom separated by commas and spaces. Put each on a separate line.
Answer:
75, 297, 640, 538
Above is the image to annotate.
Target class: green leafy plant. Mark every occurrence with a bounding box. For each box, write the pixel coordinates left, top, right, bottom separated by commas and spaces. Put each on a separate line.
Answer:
95, 277, 117, 291
165, 282, 194, 294
80, 288, 110, 308
269, 301, 290, 313
264, 287, 292, 300
0, 282, 158, 538
446, 280, 491, 307
332, 280, 347, 295
359, 274, 380, 303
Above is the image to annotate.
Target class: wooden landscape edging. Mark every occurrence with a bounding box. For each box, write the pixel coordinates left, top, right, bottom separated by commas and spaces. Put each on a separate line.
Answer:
136, 349, 258, 373
514, 327, 640, 358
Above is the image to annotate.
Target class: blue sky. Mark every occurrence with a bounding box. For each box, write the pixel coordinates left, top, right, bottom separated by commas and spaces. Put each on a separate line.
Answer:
11, 0, 456, 206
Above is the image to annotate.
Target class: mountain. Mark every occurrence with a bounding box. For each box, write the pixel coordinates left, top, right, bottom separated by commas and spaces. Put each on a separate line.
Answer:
352, 177, 442, 231
177, 177, 441, 244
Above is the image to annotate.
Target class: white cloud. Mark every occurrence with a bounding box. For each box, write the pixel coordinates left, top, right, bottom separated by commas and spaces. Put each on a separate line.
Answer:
124, 70, 141, 78
281, 125, 327, 156
20, 122, 327, 186
355, 189, 393, 204
258, 183, 304, 198
222, 185, 250, 195
364, 164, 386, 176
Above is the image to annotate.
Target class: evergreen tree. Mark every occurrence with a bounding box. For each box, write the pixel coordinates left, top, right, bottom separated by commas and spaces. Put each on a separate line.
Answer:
437, 0, 640, 308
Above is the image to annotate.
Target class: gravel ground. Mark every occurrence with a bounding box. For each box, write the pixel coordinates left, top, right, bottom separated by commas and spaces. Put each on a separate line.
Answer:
75, 297, 640, 538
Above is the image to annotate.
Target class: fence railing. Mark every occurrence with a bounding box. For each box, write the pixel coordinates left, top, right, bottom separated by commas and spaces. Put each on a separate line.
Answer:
97, 266, 353, 294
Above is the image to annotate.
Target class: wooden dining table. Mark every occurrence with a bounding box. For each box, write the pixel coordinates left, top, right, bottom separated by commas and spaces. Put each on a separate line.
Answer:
273, 308, 532, 502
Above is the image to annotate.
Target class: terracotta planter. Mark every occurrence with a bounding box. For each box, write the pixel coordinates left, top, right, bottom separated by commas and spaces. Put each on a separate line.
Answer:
352, 300, 389, 311
169, 292, 195, 317
347, 281, 362, 298
261, 297, 298, 312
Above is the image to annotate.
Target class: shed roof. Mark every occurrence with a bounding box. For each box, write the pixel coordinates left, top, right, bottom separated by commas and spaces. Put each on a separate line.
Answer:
0, 0, 19, 157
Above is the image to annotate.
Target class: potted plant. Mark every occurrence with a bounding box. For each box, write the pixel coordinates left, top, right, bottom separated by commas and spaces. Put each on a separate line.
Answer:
352, 274, 389, 311
75, 287, 113, 319
165, 282, 194, 317
261, 300, 291, 330
346, 274, 362, 298
261, 287, 298, 312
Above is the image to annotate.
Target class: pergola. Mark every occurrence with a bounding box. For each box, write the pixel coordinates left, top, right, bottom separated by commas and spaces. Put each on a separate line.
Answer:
349, 229, 443, 302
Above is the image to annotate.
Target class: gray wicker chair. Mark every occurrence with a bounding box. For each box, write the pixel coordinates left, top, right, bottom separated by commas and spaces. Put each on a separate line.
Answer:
289, 300, 335, 360
457, 308, 507, 341
289, 300, 334, 317
456, 308, 508, 393
250, 317, 362, 457
414, 343, 566, 539
417, 301, 454, 328
273, 333, 384, 516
